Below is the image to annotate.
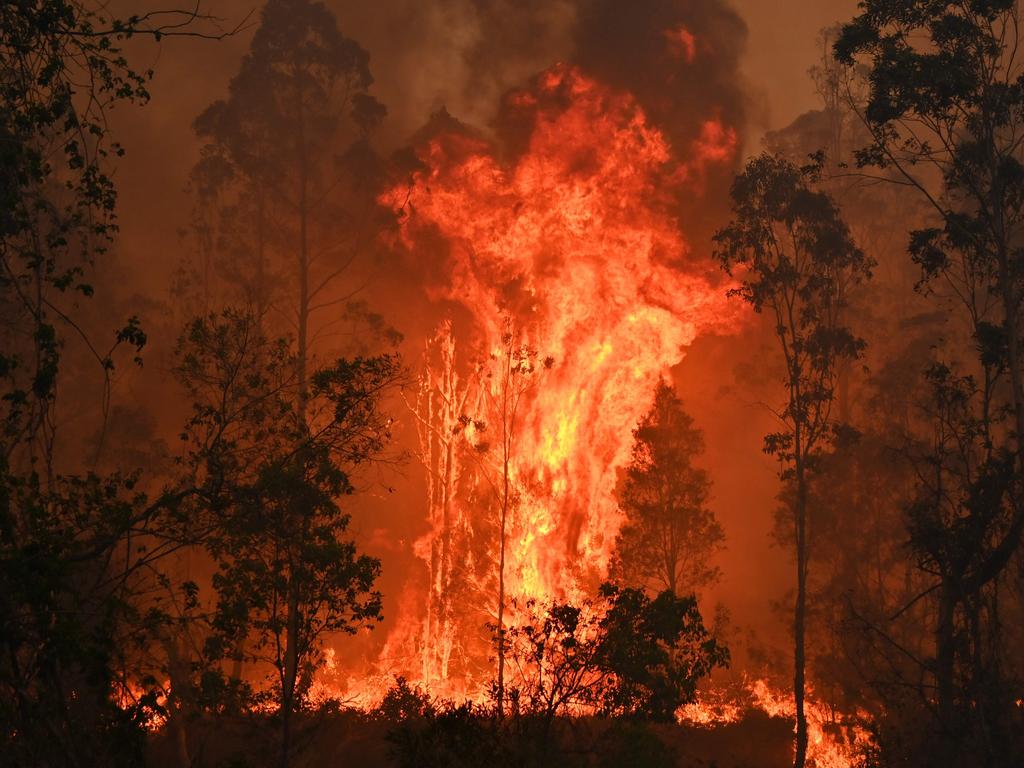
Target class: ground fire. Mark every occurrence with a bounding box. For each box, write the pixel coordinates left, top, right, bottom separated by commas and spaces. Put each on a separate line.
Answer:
3, 2, 1024, 768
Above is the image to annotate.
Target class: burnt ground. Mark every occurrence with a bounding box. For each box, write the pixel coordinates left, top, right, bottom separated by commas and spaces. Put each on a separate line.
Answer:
147, 709, 793, 768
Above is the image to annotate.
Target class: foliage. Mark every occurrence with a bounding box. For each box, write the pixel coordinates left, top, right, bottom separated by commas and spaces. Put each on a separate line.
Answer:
611, 380, 723, 596
714, 154, 872, 467
176, 309, 399, 768
714, 151, 871, 768
374, 676, 436, 722
0, 3, 229, 764
175, 309, 398, 765
389, 584, 722, 768
833, 4, 1024, 764
387, 699, 514, 768
503, 583, 729, 724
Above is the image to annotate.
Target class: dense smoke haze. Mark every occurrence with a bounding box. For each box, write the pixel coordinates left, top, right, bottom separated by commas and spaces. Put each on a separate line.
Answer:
104, 0, 857, 660
5, 1, 1023, 767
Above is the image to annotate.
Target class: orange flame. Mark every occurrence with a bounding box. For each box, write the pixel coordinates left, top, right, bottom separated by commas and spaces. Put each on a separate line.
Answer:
369, 64, 741, 698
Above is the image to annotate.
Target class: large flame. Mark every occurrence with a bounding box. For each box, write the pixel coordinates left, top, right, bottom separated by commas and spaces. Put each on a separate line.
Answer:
370, 64, 739, 696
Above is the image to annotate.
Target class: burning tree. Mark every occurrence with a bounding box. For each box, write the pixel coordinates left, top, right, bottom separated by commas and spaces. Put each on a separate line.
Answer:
379, 65, 737, 700
611, 381, 724, 597
480, 323, 551, 716
402, 322, 493, 694
405, 318, 550, 712
714, 154, 871, 768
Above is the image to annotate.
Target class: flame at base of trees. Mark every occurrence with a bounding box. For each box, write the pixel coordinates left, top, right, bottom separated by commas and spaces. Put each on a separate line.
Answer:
679, 679, 873, 768
373, 62, 739, 701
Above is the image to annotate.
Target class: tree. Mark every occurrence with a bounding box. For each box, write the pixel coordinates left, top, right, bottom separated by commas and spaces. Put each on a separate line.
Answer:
0, 4, 232, 764
481, 322, 550, 717
834, 1, 1024, 463
175, 310, 399, 767
611, 381, 724, 597
192, 0, 388, 413
503, 583, 728, 734
834, 6, 1024, 762
713, 154, 872, 768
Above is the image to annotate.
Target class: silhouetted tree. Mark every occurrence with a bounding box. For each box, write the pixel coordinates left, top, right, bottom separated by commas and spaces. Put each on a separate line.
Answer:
0, 4, 232, 764
836, 0, 1024, 536
503, 583, 728, 734
192, 0, 389, 415
714, 154, 871, 768
611, 381, 723, 596
176, 310, 399, 767
835, 6, 1024, 763
480, 321, 550, 717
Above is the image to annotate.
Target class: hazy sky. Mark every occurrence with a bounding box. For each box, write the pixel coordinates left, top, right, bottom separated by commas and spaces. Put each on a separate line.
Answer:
734, 0, 857, 141
113, 0, 859, 291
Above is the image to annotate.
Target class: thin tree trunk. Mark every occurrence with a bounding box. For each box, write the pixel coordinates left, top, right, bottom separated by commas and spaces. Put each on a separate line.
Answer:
256, 188, 266, 328
935, 580, 957, 748
295, 65, 310, 425
281, 579, 301, 768
495, 349, 512, 717
793, 459, 809, 768
297, 183, 309, 424
495, 444, 509, 716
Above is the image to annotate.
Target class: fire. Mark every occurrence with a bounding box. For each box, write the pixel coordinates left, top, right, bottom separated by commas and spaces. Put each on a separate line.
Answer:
678, 680, 871, 767
664, 25, 698, 63
372, 63, 739, 698
748, 680, 871, 768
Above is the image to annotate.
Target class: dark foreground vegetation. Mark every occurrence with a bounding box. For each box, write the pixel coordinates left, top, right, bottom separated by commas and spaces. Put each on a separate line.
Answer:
3, 1, 1024, 768
147, 706, 793, 768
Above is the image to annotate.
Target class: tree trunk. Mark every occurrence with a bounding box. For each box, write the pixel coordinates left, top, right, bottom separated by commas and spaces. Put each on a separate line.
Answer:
256, 187, 266, 328
281, 580, 301, 768
297, 181, 309, 424
164, 632, 193, 768
495, 350, 512, 718
793, 460, 809, 768
295, 65, 310, 425
935, 580, 957, 750
495, 459, 509, 717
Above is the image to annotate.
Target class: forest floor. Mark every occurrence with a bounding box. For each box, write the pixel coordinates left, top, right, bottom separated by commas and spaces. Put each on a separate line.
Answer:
147, 708, 793, 767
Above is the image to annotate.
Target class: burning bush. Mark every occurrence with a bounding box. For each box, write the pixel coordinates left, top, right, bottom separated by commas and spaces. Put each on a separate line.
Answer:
502, 583, 729, 724
383, 582, 725, 767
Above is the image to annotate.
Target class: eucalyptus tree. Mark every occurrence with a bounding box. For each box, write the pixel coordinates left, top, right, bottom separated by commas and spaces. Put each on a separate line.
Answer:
0, 3, 234, 764
714, 154, 871, 768
835, 4, 1024, 761
192, 0, 388, 419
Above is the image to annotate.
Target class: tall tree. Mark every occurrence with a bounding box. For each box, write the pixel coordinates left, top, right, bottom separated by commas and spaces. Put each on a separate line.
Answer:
611, 381, 724, 597
176, 310, 399, 767
0, 4, 231, 764
482, 322, 548, 717
714, 154, 871, 768
835, 0, 1024, 511
192, 0, 387, 418
835, 5, 1024, 762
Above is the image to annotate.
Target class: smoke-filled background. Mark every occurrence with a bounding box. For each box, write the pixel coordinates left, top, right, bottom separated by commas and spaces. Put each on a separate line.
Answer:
95, 0, 858, 674
12, 1, 1024, 766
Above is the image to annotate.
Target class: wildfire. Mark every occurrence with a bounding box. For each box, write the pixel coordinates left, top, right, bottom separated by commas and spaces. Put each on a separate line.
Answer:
372, 63, 739, 697
678, 679, 871, 768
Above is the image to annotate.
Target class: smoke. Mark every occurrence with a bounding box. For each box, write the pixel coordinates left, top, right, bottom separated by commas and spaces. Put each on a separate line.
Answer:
98, 0, 863, 691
